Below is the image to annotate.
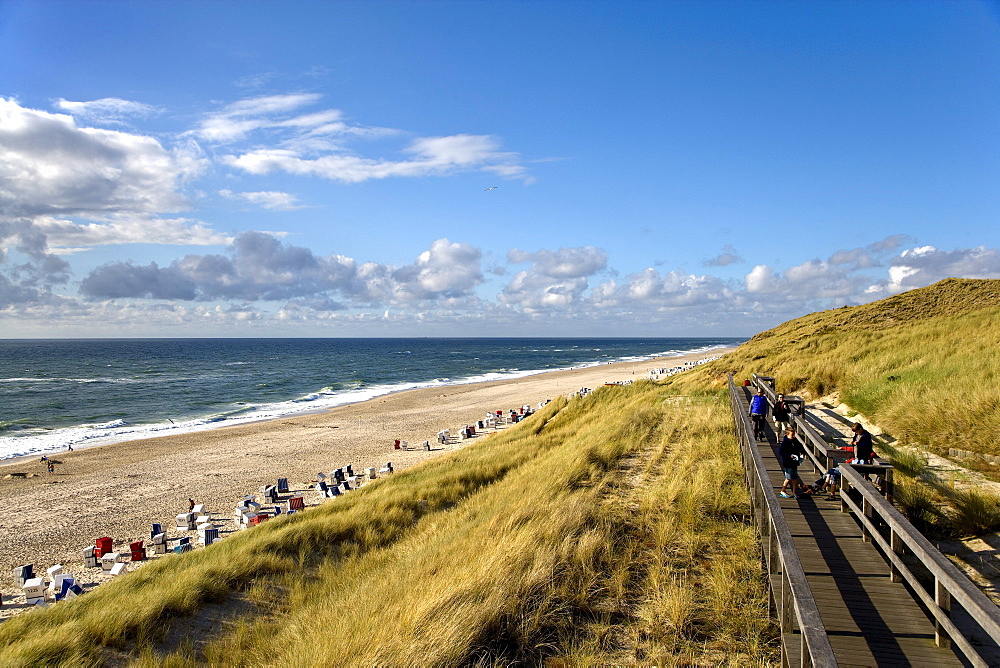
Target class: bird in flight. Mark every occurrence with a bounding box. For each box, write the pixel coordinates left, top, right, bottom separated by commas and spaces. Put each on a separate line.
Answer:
484, 186, 498, 191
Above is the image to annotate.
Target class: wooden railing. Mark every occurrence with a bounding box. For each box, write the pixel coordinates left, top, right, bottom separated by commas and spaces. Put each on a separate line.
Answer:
727, 375, 837, 667
747, 373, 1000, 667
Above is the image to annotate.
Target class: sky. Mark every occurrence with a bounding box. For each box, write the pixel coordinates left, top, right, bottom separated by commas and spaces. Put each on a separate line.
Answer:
1, 0, 999, 338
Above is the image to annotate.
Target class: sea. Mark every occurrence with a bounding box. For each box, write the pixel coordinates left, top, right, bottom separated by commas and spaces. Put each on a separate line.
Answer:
0, 337, 743, 461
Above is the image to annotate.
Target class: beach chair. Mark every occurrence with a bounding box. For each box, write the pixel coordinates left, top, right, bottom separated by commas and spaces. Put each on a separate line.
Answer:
151, 523, 162, 539
277, 477, 289, 493
82, 546, 98, 568
198, 523, 216, 544
191, 504, 205, 515
152, 533, 168, 554
327, 485, 341, 497
401, 440, 410, 450
95, 536, 113, 558
289, 496, 305, 511
22, 577, 45, 605
394, 439, 401, 450
345, 464, 354, 477
109, 562, 127, 576
202, 528, 219, 546
176, 512, 196, 531
53, 576, 77, 601
14, 564, 34, 586
424, 440, 431, 450
101, 553, 121, 571
379, 462, 393, 475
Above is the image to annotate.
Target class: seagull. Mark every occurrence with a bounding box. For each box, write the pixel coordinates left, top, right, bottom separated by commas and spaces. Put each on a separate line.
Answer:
484, 186, 498, 191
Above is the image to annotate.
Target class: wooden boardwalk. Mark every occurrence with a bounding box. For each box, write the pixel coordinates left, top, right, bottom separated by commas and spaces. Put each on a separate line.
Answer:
737, 388, 963, 666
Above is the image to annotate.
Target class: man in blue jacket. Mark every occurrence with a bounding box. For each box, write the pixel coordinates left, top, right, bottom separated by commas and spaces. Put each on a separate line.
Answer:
749, 388, 768, 440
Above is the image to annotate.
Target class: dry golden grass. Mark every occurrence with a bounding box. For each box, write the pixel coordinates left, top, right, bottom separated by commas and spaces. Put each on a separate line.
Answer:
0, 383, 777, 666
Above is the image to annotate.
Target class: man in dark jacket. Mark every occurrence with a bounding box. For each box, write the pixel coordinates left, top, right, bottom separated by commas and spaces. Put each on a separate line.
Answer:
778, 429, 806, 498
850, 423, 874, 463
772, 394, 791, 433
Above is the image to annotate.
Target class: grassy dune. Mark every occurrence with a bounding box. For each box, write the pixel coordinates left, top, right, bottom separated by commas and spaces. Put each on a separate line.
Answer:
675, 278, 1000, 458
0, 383, 777, 666
672, 277, 1000, 537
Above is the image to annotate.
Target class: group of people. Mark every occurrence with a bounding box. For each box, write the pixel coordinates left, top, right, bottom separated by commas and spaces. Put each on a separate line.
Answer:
748, 387, 876, 500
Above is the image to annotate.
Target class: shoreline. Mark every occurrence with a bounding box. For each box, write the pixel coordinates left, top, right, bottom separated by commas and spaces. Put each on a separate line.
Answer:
0, 348, 732, 616
0, 344, 735, 464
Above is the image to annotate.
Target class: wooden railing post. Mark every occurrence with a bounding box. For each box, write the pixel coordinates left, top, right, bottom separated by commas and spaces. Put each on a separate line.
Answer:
862, 494, 872, 543
890, 530, 903, 583
936, 578, 952, 648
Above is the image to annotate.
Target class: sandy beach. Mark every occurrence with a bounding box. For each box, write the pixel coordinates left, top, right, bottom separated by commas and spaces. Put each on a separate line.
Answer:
0, 349, 730, 615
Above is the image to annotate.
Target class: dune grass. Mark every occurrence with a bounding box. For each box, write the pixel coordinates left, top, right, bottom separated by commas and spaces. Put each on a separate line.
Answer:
671, 278, 1000, 537
0, 382, 777, 666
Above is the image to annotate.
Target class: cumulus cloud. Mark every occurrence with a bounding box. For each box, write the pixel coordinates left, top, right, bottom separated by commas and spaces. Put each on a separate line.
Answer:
501, 246, 607, 311
79, 234, 483, 305
219, 189, 304, 211
0, 98, 205, 219
881, 245, 1000, 294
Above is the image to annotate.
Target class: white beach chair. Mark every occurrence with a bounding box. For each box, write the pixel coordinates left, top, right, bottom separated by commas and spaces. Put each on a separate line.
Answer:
101, 553, 121, 571
22, 577, 45, 604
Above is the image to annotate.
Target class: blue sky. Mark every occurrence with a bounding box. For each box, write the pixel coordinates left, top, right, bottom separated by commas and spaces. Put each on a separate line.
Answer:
1, 0, 998, 337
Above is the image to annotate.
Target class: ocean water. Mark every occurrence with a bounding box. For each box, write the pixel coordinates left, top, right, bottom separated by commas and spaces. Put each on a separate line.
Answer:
0, 337, 742, 460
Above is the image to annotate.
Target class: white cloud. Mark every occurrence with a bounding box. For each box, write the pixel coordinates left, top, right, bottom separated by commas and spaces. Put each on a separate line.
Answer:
882, 245, 1000, 294
55, 97, 162, 125
192, 93, 325, 143
500, 246, 607, 311
223, 133, 526, 184
0, 98, 206, 219
219, 189, 304, 211
78, 234, 483, 305
35, 215, 232, 249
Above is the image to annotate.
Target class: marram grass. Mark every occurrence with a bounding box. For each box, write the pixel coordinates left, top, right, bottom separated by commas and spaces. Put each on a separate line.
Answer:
672, 278, 1000, 537
0, 383, 777, 666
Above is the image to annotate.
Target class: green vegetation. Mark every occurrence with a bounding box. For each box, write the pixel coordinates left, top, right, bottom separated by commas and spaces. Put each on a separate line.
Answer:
0, 383, 777, 666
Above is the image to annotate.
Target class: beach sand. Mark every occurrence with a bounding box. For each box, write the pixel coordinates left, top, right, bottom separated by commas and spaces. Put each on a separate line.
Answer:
0, 349, 731, 615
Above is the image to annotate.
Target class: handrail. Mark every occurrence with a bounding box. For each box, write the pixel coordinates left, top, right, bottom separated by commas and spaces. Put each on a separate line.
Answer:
728, 375, 837, 667
750, 373, 893, 500
838, 465, 1000, 667
748, 372, 1000, 666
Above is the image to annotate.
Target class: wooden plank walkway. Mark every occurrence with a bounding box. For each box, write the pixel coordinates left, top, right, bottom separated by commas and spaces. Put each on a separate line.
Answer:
737, 388, 963, 666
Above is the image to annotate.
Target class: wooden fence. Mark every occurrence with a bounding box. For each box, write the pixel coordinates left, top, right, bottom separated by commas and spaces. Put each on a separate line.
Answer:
747, 373, 1000, 667
727, 374, 837, 667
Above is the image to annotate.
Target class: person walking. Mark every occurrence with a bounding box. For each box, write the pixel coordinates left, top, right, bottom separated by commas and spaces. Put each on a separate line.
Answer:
749, 388, 768, 440
772, 394, 791, 434
778, 429, 806, 498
